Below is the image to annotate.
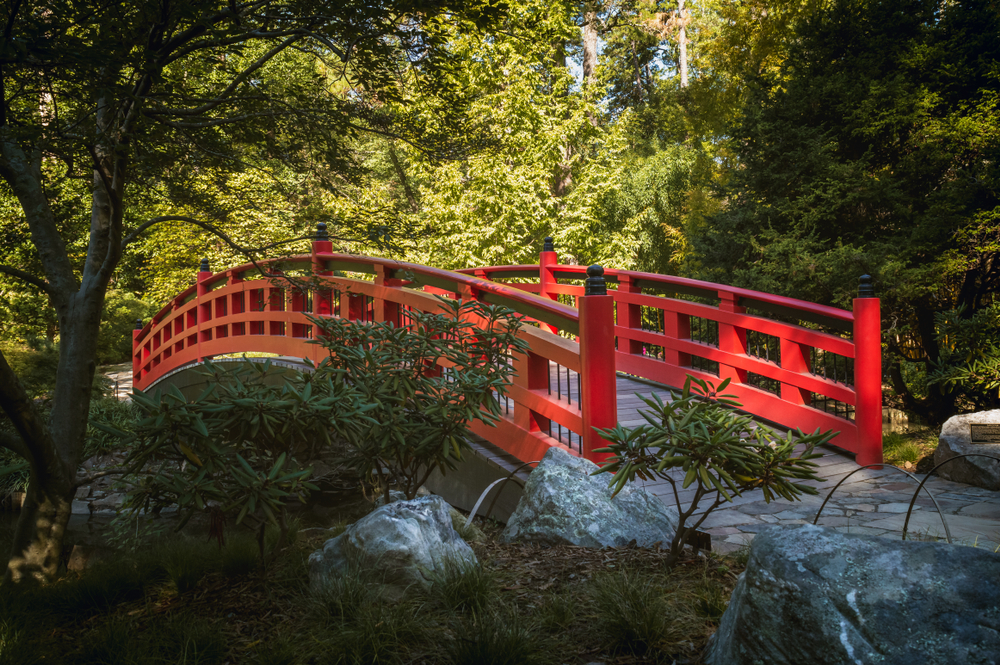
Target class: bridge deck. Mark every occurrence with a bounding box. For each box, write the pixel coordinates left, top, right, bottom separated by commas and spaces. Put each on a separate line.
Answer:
612, 375, 1000, 554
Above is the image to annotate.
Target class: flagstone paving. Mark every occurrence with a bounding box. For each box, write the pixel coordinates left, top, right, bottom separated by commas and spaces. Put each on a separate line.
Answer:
616, 375, 1000, 554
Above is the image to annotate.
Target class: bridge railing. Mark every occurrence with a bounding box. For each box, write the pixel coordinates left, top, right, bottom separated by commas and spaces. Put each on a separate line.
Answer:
459, 240, 883, 466
133, 233, 610, 464
134, 232, 882, 467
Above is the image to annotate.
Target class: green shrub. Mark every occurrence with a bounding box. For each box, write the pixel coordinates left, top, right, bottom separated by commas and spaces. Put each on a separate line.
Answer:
594, 375, 831, 565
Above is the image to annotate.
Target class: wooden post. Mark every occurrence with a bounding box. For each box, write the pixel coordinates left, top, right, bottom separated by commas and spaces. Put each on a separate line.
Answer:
538, 237, 559, 333
310, 223, 333, 364
717, 291, 747, 384
579, 265, 617, 462
617, 274, 643, 355
132, 319, 143, 387
196, 258, 212, 362
853, 275, 883, 467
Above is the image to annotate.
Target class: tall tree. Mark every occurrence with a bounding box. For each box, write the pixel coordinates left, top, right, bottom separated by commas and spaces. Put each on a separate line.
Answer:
0, 0, 496, 583
693, 0, 1000, 423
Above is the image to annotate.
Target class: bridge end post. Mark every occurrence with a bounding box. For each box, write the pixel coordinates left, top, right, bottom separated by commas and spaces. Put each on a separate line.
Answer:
580, 265, 617, 463
853, 275, 883, 468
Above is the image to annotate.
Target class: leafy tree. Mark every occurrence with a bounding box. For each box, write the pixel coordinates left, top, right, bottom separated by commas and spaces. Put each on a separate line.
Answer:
0, 0, 499, 583
594, 376, 830, 565
692, 0, 1000, 423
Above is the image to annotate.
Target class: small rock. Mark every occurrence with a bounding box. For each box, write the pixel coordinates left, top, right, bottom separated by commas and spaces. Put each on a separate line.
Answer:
501, 447, 678, 548
308, 495, 477, 595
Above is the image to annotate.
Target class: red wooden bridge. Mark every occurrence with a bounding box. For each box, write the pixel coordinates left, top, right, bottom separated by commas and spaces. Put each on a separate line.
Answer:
133, 229, 883, 467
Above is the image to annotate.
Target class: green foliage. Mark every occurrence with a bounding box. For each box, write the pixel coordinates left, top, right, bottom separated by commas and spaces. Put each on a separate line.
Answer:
594, 375, 830, 563
537, 595, 576, 632
429, 560, 499, 614
693, 0, 1000, 423
590, 568, 694, 658
927, 304, 1000, 411
74, 613, 226, 665
93, 297, 524, 560
310, 297, 527, 502
449, 603, 549, 665
311, 568, 426, 665
96, 291, 158, 366
98, 363, 335, 558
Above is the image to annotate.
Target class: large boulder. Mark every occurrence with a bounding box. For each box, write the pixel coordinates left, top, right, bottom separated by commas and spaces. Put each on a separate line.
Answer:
308, 495, 477, 594
501, 446, 678, 548
934, 409, 1000, 490
705, 524, 1000, 665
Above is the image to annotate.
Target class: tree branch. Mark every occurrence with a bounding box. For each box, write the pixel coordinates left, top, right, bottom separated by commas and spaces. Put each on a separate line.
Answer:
0, 264, 53, 295
0, 430, 29, 461
151, 34, 302, 117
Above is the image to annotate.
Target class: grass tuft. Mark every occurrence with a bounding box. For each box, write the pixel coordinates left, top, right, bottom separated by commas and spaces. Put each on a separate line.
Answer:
429, 559, 498, 614
537, 594, 576, 632
590, 567, 699, 657
449, 603, 549, 665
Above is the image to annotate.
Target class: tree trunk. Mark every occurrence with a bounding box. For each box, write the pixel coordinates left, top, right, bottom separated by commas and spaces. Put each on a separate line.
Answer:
582, 3, 598, 86
6, 477, 76, 583
678, 0, 688, 88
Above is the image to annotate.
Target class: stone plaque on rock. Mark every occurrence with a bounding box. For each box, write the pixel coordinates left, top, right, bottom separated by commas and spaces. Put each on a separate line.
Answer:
971, 423, 1000, 443
934, 409, 1000, 490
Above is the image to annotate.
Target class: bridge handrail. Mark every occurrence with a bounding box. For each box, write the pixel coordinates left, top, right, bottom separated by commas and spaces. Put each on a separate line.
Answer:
458, 264, 854, 330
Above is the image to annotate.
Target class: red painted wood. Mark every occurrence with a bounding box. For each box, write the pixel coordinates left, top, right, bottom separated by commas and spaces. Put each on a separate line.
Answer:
136, 252, 883, 467
579, 293, 616, 462
853, 297, 883, 467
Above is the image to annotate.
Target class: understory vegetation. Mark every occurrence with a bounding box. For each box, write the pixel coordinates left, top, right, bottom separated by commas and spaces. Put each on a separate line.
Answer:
0, 513, 742, 665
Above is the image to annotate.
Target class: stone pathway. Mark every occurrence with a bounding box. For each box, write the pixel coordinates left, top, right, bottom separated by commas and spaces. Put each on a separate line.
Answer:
100, 362, 133, 400
615, 376, 1000, 554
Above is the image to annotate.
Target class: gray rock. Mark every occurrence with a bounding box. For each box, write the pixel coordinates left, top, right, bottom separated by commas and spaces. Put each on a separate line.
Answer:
705, 524, 1000, 665
308, 495, 477, 594
934, 409, 1000, 490
500, 446, 678, 548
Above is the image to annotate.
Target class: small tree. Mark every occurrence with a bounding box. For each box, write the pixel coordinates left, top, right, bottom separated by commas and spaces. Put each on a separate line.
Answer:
310, 297, 528, 503
102, 361, 360, 561
592, 376, 832, 565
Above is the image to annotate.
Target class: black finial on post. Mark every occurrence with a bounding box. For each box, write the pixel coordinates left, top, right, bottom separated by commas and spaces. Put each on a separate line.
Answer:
858, 274, 875, 298
316, 222, 329, 241
134, 319, 143, 331
543, 237, 554, 252
585, 264, 607, 296
199, 258, 210, 273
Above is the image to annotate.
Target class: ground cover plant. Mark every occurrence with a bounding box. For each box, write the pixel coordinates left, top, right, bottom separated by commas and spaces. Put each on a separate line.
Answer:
0, 510, 744, 665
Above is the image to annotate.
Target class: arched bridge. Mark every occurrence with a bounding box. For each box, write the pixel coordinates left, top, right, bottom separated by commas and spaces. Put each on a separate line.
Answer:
133, 231, 884, 467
